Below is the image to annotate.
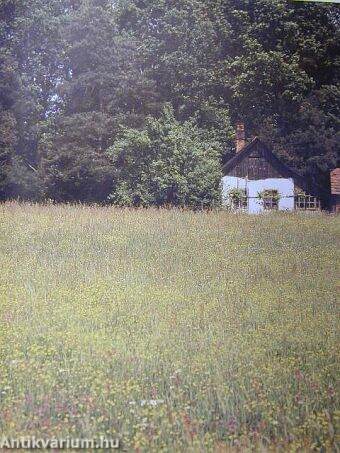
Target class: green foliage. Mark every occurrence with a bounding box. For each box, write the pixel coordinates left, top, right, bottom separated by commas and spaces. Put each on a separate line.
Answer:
258, 189, 281, 202
107, 106, 222, 208
0, 0, 339, 203
39, 113, 114, 202
228, 187, 247, 201
9, 156, 43, 201
38, 1, 118, 202
218, 0, 340, 185
0, 0, 69, 200
114, 0, 234, 147
0, 110, 16, 199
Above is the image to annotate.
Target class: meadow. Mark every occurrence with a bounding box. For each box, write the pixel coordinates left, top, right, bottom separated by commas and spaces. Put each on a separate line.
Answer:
0, 203, 338, 451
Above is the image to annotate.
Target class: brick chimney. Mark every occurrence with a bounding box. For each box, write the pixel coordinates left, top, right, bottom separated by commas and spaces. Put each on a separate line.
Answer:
236, 123, 246, 153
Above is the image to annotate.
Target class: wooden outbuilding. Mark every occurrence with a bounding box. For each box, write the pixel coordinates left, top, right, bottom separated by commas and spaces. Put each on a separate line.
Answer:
330, 168, 340, 214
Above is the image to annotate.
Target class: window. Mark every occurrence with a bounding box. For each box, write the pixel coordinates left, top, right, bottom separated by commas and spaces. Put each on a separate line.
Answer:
295, 195, 320, 211
262, 190, 279, 210
228, 188, 248, 211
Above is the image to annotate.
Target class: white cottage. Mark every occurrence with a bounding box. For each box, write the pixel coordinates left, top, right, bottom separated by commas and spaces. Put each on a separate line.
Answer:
221, 124, 320, 213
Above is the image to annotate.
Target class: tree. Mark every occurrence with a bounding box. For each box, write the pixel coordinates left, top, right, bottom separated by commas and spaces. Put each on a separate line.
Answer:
0, 0, 21, 199
0, 0, 70, 200
114, 0, 234, 149
38, 0, 119, 202
216, 0, 340, 189
1, 0, 339, 203
107, 105, 222, 208
114, 0, 339, 181
39, 113, 114, 202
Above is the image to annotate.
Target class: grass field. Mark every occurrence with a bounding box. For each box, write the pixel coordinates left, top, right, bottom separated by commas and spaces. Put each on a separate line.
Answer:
0, 203, 339, 451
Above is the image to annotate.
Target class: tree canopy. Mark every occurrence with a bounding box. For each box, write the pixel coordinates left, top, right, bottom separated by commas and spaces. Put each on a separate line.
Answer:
0, 0, 339, 206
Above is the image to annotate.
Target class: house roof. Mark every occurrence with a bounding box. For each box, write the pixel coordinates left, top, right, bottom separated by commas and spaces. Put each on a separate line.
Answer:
222, 137, 318, 195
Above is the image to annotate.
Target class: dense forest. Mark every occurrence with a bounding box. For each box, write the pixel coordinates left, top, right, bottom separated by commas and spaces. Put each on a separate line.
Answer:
0, 0, 339, 206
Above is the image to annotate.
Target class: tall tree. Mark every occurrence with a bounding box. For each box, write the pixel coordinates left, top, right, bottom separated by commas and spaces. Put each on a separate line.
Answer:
115, 0, 339, 183
114, 0, 234, 149
39, 0, 117, 201
0, 0, 21, 199
1, 0, 71, 199
217, 0, 340, 184
1, 0, 339, 203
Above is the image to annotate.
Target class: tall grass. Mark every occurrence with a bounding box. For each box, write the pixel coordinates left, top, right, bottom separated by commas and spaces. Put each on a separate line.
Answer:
0, 203, 338, 451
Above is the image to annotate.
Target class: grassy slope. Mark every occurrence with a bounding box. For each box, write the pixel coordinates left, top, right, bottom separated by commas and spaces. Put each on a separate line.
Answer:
0, 203, 339, 451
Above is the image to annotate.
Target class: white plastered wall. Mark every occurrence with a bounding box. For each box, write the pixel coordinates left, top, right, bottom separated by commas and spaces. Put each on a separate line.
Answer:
221, 176, 295, 213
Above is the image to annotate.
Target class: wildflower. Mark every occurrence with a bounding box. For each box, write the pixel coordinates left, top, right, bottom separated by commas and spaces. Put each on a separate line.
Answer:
310, 381, 319, 391
327, 385, 335, 399
294, 393, 303, 405
286, 433, 295, 443
294, 369, 304, 381
226, 416, 237, 434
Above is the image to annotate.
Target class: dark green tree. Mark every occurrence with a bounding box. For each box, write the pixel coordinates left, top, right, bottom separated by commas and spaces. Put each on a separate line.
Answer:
1, 0, 339, 203
115, 0, 339, 179
0, 0, 22, 199
114, 0, 234, 149
40, 0, 168, 203
39, 113, 114, 202
218, 0, 339, 185
0, 0, 71, 199
38, 0, 118, 201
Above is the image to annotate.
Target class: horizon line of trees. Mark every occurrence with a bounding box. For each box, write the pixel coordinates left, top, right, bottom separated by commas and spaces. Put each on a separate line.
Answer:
0, 0, 339, 207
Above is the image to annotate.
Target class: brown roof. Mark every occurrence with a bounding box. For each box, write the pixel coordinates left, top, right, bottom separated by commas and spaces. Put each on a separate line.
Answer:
222, 137, 322, 197
330, 168, 340, 195
223, 137, 305, 183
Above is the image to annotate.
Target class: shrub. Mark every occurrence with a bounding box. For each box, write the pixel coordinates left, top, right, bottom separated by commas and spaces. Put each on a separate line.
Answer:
107, 105, 222, 208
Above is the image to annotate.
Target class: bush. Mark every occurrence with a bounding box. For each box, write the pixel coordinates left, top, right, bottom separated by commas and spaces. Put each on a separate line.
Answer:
107, 105, 222, 208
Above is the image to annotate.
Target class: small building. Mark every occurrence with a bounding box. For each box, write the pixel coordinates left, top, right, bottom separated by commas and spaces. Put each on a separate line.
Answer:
330, 168, 340, 214
221, 124, 320, 214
